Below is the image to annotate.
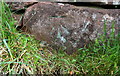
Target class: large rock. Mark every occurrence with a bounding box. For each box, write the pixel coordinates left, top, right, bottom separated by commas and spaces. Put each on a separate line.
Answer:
22, 2, 119, 54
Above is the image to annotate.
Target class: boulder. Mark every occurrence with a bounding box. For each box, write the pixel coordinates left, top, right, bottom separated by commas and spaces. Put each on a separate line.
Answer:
22, 2, 119, 54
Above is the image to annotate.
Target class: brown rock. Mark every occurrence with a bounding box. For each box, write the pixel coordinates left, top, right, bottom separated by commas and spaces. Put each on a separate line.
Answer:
22, 2, 119, 54
7, 2, 38, 28
7, 2, 38, 11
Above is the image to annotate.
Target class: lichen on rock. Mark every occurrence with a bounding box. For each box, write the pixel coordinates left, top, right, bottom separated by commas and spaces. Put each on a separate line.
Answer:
22, 2, 119, 54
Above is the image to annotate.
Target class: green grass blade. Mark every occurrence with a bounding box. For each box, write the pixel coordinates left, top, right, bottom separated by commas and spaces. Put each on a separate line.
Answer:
3, 39, 13, 60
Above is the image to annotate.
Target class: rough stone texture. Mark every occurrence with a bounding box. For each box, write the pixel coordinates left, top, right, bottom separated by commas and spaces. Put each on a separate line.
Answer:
7, 2, 37, 11
7, 2, 38, 28
22, 2, 119, 54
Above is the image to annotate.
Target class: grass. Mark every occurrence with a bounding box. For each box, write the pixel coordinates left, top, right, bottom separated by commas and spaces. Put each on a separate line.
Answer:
0, 2, 120, 75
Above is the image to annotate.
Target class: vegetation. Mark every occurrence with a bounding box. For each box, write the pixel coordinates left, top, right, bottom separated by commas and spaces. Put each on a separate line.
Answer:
0, 2, 120, 75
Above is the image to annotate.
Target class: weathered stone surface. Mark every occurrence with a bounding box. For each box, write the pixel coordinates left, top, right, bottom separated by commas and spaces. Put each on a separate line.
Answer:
7, 1, 38, 11
22, 2, 119, 54
7, 2, 38, 28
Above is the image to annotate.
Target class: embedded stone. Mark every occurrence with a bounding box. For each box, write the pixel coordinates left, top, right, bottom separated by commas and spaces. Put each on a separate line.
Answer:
22, 2, 119, 54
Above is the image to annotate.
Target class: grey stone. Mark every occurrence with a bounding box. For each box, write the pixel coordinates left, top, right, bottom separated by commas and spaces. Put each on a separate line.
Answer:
22, 2, 119, 54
